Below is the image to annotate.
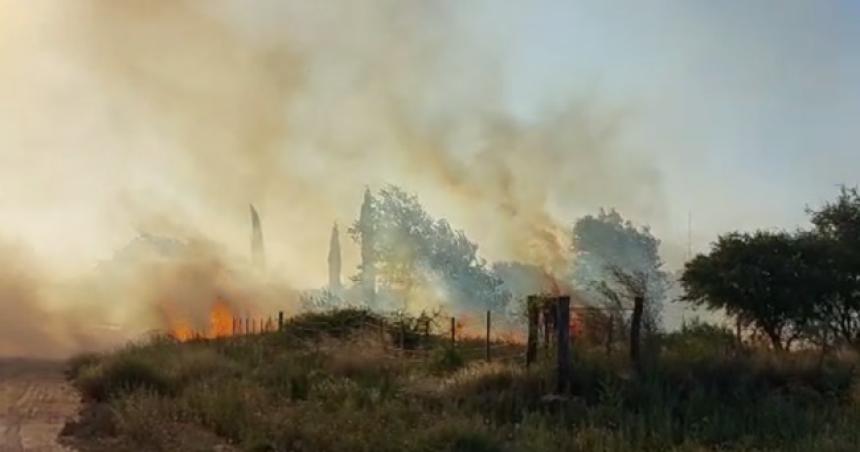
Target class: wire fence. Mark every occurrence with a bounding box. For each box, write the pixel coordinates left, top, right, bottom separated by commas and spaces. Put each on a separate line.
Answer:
174, 297, 630, 371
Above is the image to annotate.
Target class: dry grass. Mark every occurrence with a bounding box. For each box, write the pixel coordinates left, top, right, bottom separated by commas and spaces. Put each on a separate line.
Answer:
63, 310, 860, 452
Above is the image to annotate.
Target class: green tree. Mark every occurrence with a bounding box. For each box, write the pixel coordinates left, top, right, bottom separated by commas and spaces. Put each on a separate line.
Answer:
681, 231, 819, 350
328, 222, 342, 293
571, 209, 668, 332
351, 185, 507, 313
349, 188, 378, 305
806, 187, 860, 345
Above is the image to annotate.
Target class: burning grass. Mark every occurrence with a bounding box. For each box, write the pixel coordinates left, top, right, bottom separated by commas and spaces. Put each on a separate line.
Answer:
63, 309, 860, 452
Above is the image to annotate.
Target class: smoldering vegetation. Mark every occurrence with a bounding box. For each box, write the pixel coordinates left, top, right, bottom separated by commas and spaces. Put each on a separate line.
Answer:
0, 234, 297, 358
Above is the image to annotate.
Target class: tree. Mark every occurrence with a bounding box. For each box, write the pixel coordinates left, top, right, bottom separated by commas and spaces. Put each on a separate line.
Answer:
349, 188, 378, 305
351, 185, 507, 313
572, 209, 668, 334
249, 204, 265, 270
328, 223, 342, 293
806, 186, 860, 345
681, 231, 818, 350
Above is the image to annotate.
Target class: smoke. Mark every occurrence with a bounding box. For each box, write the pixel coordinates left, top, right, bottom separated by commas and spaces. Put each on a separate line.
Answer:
0, 0, 665, 356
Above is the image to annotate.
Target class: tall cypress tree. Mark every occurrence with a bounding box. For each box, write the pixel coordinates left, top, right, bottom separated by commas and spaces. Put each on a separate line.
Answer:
249, 204, 265, 271
328, 222, 342, 292
349, 188, 377, 306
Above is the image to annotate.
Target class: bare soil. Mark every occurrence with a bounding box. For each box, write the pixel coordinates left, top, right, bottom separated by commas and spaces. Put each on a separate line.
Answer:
0, 359, 79, 452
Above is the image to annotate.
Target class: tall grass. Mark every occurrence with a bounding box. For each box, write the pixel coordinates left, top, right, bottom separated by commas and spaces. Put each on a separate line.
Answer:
65, 310, 860, 452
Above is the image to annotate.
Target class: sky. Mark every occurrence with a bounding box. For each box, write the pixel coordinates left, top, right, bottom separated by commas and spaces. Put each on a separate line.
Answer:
0, 0, 858, 287
504, 0, 860, 249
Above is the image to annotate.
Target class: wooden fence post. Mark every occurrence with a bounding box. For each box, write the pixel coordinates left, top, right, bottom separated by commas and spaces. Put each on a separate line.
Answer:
278, 311, 284, 331
486, 310, 491, 361
606, 312, 615, 356
526, 296, 538, 368
450, 317, 456, 346
556, 296, 571, 393
543, 301, 554, 356
630, 296, 645, 374
245, 318, 250, 336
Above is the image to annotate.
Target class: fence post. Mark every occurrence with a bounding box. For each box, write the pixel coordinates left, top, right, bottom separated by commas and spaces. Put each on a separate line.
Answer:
450, 317, 456, 346
543, 301, 554, 356
486, 310, 491, 361
526, 296, 538, 368
630, 296, 645, 374
245, 318, 250, 336
278, 311, 284, 331
556, 295, 571, 393
606, 312, 614, 356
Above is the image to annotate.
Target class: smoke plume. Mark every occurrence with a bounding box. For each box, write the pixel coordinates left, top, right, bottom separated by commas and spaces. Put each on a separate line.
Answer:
0, 0, 665, 356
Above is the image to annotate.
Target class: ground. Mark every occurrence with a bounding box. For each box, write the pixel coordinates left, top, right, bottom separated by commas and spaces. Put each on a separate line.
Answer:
0, 360, 79, 452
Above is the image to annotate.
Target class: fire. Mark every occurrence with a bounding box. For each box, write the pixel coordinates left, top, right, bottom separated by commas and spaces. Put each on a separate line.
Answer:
165, 300, 237, 341
209, 301, 233, 338
170, 321, 195, 342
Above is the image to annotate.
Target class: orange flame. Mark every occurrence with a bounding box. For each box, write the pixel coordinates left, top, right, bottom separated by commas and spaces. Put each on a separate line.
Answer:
209, 301, 233, 338
166, 300, 237, 341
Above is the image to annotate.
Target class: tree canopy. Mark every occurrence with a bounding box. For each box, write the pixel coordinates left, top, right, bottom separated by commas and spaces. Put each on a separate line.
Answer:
350, 185, 507, 313
682, 187, 860, 350
571, 208, 668, 329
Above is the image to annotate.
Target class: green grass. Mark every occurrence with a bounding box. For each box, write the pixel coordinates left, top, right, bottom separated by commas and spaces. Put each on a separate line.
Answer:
64, 309, 860, 452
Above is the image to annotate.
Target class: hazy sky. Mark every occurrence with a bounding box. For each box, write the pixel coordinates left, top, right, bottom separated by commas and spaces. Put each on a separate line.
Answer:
503, 0, 860, 247
0, 0, 858, 285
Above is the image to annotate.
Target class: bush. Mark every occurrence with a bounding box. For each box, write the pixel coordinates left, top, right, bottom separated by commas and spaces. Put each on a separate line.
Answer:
76, 355, 174, 402
429, 346, 465, 374
66, 352, 102, 380
417, 419, 503, 452
284, 308, 385, 340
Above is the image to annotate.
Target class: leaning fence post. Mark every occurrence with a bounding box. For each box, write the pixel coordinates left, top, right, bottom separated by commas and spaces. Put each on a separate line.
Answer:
278, 311, 284, 331
526, 296, 538, 368
556, 296, 571, 393
486, 310, 491, 361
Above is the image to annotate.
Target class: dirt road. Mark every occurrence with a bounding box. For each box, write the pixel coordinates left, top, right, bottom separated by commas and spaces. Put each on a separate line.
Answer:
0, 360, 78, 452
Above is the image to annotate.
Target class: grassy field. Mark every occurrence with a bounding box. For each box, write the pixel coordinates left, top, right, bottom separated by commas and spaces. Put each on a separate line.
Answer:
62, 309, 860, 452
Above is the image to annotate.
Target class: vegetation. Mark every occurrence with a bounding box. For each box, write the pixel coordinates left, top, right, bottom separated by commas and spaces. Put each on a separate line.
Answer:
62, 188, 860, 451
348, 185, 508, 313
64, 309, 860, 452
572, 209, 669, 335
683, 187, 860, 352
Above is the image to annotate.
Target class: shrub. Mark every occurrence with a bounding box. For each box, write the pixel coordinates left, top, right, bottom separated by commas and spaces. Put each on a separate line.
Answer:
66, 352, 102, 380
429, 346, 465, 374
76, 355, 174, 401
416, 419, 503, 452
284, 308, 385, 340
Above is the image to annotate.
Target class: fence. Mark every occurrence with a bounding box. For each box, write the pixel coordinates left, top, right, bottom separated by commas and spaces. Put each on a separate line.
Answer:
174, 298, 642, 388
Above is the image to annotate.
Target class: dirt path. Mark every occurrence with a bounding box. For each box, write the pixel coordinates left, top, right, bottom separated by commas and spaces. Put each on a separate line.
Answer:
0, 360, 79, 452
